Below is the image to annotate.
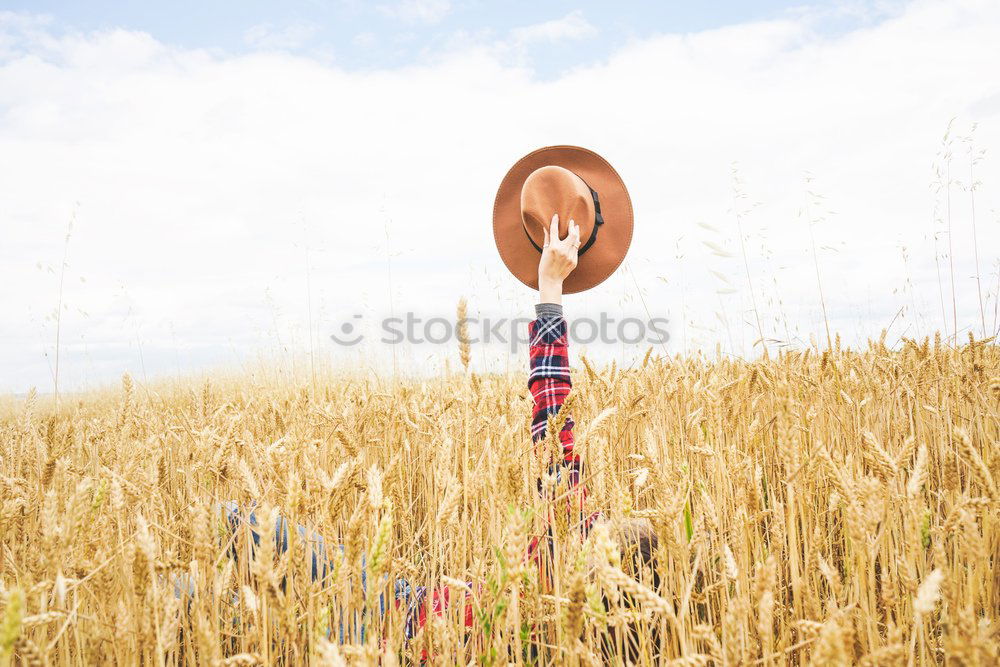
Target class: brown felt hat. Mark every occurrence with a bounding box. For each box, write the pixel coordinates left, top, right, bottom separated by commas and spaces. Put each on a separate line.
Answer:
493, 145, 633, 294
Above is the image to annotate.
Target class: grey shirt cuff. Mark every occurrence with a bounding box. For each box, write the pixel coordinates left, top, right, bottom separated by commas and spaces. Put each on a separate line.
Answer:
535, 303, 564, 319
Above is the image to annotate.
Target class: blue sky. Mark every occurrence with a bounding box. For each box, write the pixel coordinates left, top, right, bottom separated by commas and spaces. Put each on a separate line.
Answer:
4, 0, 888, 74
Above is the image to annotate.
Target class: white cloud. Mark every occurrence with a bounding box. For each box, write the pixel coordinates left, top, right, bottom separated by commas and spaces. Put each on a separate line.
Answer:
377, 0, 451, 24
0, 11, 51, 58
1, 0, 1000, 393
436, 13, 597, 70
243, 21, 320, 50
509, 10, 597, 45
353, 31, 377, 48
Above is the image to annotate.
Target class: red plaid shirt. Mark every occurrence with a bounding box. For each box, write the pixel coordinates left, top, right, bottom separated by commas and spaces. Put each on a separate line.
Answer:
528, 314, 579, 471
528, 311, 598, 535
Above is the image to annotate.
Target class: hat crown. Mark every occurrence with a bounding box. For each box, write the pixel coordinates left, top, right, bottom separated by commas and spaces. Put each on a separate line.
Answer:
519, 166, 595, 249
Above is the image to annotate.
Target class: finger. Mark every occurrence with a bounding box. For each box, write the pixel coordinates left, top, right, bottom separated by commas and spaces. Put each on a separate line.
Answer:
549, 213, 560, 242
542, 225, 550, 247
568, 219, 581, 248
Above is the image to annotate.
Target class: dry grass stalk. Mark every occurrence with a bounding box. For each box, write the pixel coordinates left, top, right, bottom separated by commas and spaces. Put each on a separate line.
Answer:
0, 335, 995, 664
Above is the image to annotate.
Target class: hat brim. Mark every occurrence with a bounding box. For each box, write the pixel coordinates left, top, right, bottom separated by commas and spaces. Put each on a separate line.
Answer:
493, 145, 633, 295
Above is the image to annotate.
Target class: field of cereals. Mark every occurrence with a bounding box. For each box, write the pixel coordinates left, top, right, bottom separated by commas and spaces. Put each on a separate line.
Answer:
1, 332, 999, 666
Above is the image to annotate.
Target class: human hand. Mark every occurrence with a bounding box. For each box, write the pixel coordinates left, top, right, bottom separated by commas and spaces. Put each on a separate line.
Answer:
537, 214, 580, 304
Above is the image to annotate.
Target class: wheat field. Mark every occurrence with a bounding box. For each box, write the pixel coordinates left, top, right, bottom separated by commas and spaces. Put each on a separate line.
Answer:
1, 332, 998, 666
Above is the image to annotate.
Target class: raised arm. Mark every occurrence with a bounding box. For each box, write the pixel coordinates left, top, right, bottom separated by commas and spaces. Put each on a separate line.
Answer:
528, 214, 585, 490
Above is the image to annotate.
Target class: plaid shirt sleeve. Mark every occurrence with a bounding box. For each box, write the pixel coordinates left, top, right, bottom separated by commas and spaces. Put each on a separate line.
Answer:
528, 308, 602, 546
528, 310, 581, 483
